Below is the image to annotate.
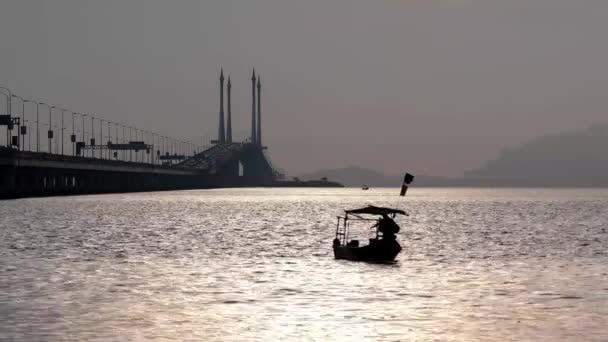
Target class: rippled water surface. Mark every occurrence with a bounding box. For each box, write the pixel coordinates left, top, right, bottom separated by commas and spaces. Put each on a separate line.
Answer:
1, 188, 607, 341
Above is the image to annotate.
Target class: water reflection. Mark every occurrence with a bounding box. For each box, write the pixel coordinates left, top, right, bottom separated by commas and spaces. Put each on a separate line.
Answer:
1, 188, 607, 340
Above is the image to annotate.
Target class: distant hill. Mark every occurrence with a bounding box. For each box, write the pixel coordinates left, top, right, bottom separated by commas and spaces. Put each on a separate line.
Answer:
299, 124, 608, 187
464, 124, 608, 187
299, 166, 455, 187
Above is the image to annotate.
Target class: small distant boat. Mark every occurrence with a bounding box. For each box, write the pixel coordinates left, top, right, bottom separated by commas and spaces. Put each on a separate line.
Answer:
361, 185, 369, 190
332, 205, 407, 262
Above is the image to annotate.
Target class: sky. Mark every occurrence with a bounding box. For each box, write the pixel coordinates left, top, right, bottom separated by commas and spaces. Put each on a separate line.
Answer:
1, 0, 607, 177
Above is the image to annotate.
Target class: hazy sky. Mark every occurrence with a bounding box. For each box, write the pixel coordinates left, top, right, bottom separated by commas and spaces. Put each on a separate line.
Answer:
2, 0, 607, 176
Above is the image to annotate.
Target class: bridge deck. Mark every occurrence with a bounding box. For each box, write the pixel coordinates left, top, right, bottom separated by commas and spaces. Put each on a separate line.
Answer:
0, 147, 200, 175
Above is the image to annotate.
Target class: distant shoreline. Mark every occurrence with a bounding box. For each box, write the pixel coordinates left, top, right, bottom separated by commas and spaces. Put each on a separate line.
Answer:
272, 180, 344, 187
326, 185, 608, 188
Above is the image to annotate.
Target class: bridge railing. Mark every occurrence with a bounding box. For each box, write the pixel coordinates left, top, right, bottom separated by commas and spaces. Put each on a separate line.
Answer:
0, 86, 206, 167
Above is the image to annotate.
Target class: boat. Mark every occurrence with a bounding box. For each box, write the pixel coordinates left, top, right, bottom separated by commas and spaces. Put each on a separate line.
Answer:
332, 205, 407, 262
361, 185, 369, 190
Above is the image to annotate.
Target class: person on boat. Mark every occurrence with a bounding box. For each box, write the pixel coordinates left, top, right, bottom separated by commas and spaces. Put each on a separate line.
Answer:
377, 214, 400, 239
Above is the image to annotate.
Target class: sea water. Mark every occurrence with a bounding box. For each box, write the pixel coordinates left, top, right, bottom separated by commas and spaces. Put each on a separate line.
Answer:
1, 188, 607, 341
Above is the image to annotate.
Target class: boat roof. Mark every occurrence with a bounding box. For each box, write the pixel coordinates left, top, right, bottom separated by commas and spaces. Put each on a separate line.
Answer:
345, 205, 406, 216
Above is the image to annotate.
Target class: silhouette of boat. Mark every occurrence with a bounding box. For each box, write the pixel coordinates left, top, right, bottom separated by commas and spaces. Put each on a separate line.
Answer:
361, 185, 369, 190
332, 205, 406, 262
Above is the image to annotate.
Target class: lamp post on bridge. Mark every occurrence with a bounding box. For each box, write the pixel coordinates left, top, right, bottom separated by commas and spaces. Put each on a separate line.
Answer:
158, 135, 162, 163
141, 129, 145, 163
106, 121, 112, 160
60, 108, 71, 156
151, 132, 154, 165
170, 136, 174, 164
152, 133, 156, 164
112, 121, 118, 160
127, 126, 133, 161
164, 136, 168, 158
99, 119, 104, 160
147, 130, 153, 164
145, 131, 149, 164
53, 122, 59, 153
121, 124, 126, 161
50, 106, 61, 154
163, 135, 171, 162
90, 116, 96, 159
144, 130, 150, 164
142, 129, 146, 163
165, 136, 169, 161
82, 114, 87, 158
162, 135, 167, 163
114, 122, 120, 160
0, 87, 12, 147
38, 103, 52, 153
71, 112, 78, 156
0, 91, 8, 147
132, 126, 137, 162
136, 127, 141, 163
171, 137, 175, 160
155, 133, 160, 165
136, 127, 140, 163
32, 101, 40, 152
10, 95, 26, 151
23, 119, 31, 151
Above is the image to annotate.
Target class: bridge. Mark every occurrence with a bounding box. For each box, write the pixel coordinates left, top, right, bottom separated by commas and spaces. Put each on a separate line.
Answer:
0, 70, 284, 199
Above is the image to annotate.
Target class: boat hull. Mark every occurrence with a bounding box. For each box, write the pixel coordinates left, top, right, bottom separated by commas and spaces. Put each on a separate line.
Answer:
333, 239, 401, 262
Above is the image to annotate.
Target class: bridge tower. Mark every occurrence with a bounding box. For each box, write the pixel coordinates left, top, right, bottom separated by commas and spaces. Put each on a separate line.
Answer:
218, 69, 226, 144
257, 76, 262, 147
226, 77, 232, 143
251, 69, 257, 144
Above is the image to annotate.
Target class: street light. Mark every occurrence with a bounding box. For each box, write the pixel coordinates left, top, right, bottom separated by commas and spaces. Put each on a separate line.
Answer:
0, 87, 13, 147
114, 122, 120, 160
53, 122, 59, 153
122, 124, 127, 161
105, 120, 110, 160
60, 108, 71, 156
130, 126, 134, 162
38, 103, 52, 153
142, 130, 147, 164
22, 99, 38, 153
51, 106, 61, 154
147, 131, 152, 164
0, 86, 11, 114
33, 101, 41, 152
82, 114, 87, 157
90, 116, 95, 158
23, 119, 31, 151
0, 92, 8, 147
133, 126, 137, 162
99, 119, 104, 160
10, 95, 25, 151
71, 112, 79, 156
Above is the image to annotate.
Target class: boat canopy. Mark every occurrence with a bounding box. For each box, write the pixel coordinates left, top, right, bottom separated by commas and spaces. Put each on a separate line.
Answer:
345, 205, 406, 216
